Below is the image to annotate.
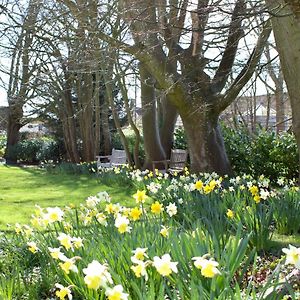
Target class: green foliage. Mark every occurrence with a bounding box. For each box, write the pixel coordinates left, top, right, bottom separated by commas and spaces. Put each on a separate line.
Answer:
174, 127, 187, 150
0, 135, 6, 158
9, 137, 61, 163
1, 169, 300, 298
46, 161, 97, 175
174, 126, 299, 180
271, 190, 300, 235
112, 132, 145, 165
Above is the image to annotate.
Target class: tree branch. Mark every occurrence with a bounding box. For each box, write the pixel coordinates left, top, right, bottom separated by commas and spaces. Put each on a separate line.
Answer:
219, 19, 272, 112
211, 0, 246, 94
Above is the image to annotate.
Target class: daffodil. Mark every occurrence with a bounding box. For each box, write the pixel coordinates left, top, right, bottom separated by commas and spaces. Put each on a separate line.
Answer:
15, 223, 22, 234
115, 214, 132, 234
166, 203, 177, 217
192, 256, 221, 278
59, 256, 79, 274
96, 212, 108, 226
131, 248, 148, 262
194, 180, 203, 191
226, 209, 234, 219
153, 254, 178, 277
83, 260, 113, 290
72, 237, 83, 249
249, 185, 259, 196
160, 225, 170, 238
133, 190, 147, 204
253, 194, 261, 204
27, 241, 39, 254
44, 207, 64, 223
282, 245, 300, 268
105, 285, 129, 300
55, 283, 72, 300
151, 201, 163, 214
131, 261, 148, 280
48, 247, 65, 260
57, 233, 73, 251
130, 207, 142, 221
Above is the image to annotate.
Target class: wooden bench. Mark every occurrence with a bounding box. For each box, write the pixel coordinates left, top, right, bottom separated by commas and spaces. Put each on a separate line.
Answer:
96, 149, 127, 170
152, 149, 188, 175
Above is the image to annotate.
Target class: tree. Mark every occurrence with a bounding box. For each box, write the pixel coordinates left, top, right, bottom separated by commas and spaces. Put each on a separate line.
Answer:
2, 0, 42, 163
102, 0, 271, 173
266, 0, 300, 179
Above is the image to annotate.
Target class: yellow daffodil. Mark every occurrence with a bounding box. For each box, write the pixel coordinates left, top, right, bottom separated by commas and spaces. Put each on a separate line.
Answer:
130, 207, 142, 221
194, 180, 204, 191
59, 257, 79, 274
131, 261, 148, 280
226, 209, 234, 219
253, 194, 261, 204
203, 185, 212, 194
192, 256, 221, 278
160, 225, 170, 238
27, 241, 39, 254
131, 248, 148, 262
133, 190, 147, 204
151, 201, 163, 214
55, 283, 72, 300
249, 185, 259, 196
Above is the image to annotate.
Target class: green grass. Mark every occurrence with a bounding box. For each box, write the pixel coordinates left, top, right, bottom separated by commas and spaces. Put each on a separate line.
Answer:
0, 165, 133, 230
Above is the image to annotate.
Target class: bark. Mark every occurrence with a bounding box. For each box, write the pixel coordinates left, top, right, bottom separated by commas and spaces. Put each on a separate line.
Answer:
116, 68, 142, 168
266, 0, 300, 180
103, 70, 133, 166
159, 95, 178, 158
139, 63, 166, 170
101, 94, 112, 156
5, 0, 41, 163
60, 64, 80, 163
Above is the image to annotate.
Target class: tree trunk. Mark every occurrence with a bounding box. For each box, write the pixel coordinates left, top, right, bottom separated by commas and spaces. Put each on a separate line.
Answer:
139, 64, 166, 170
159, 95, 178, 158
266, 0, 300, 180
101, 94, 111, 156
5, 102, 23, 164
180, 108, 231, 175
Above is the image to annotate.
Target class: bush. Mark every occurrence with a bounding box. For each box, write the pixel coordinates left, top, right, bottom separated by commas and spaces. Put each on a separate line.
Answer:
112, 132, 145, 165
174, 126, 299, 180
10, 137, 61, 163
0, 135, 6, 157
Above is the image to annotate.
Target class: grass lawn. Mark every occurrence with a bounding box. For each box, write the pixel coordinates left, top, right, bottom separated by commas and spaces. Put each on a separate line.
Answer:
0, 165, 133, 230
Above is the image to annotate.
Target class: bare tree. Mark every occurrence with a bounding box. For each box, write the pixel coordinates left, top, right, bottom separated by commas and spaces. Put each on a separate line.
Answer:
94, 0, 272, 173
2, 0, 42, 163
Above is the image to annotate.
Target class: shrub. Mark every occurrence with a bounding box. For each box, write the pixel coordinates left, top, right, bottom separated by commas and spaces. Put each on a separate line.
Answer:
112, 132, 145, 165
9, 138, 61, 163
0, 135, 6, 157
174, 126, 299, 180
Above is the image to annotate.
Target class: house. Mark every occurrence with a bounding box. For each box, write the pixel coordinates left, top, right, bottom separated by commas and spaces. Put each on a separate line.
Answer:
222, 94, 292, 132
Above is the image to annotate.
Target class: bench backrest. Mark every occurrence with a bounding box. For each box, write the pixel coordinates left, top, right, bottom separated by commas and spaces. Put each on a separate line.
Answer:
111, 149, 127, 165
169, 149, 188, 170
